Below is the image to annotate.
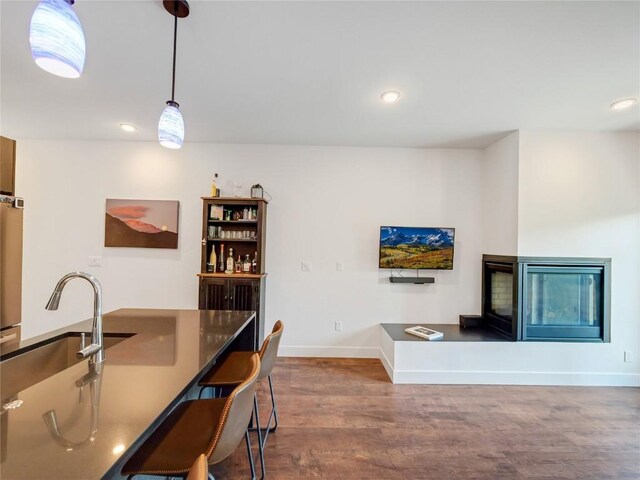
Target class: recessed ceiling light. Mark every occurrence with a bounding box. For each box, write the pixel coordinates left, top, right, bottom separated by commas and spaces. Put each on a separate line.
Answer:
609, 98, 638, 111
381, 90, 401, 104
119, 123, 137, 133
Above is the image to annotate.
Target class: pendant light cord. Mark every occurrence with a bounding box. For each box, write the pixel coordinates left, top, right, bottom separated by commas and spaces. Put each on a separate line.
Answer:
171, 8, 178, 102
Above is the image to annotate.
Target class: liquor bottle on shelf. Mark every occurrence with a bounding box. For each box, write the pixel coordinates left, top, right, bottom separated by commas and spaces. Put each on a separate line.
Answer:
211, 173, 220, 197
219, 244, 226, 273
243, 207, 248, 220
243, 254, 251, 273
209, 245, 217, 273
235, 255, 242, 273
226, 248, 234, 274
251, 252, 258, 274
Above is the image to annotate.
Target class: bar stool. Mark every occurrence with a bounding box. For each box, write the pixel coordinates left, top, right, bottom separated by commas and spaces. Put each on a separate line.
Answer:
198, 321, 284, 480
121, 353, 260, 480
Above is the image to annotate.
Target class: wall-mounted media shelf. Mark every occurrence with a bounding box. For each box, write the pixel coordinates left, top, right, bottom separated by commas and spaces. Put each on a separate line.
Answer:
389, 276, 435, 284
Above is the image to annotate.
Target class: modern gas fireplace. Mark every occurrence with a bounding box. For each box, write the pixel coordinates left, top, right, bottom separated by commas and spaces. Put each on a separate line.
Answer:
482, 255, 611, 342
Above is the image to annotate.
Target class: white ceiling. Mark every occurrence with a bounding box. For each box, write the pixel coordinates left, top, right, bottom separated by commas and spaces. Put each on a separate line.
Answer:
1, 1, 639, 148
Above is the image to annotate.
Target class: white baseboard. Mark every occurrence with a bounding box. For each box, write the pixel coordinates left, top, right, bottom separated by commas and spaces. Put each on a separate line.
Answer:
278, 345, 379, 358
379, 348, 394, 380
390, 369, 640, 387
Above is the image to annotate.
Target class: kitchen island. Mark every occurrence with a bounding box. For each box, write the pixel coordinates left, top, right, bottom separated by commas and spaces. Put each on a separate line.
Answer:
0, 308, 256, 480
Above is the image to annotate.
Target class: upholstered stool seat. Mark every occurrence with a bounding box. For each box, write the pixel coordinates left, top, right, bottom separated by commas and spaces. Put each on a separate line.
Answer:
122, 399, 226, 476
200, 351, 257, 387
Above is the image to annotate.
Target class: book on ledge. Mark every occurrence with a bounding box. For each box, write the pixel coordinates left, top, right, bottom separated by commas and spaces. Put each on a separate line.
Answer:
405, 326, 444, 341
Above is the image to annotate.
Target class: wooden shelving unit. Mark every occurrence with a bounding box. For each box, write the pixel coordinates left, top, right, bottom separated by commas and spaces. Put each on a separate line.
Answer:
198, 197, 268, 348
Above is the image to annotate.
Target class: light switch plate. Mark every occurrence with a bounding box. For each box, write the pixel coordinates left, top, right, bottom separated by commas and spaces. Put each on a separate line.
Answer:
336, 262, 343, 272
335, 321, 343, 331
88, 256, 102, 267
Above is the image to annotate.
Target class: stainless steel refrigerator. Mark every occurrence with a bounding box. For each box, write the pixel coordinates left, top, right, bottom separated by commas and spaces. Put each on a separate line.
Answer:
0, 194, 23, 348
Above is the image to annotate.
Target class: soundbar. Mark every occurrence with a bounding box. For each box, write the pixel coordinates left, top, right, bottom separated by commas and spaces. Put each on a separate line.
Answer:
389, 276, 435, 284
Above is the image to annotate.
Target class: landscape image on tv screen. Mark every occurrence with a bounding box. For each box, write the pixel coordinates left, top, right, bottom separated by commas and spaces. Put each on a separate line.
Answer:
379, 226, 455, 270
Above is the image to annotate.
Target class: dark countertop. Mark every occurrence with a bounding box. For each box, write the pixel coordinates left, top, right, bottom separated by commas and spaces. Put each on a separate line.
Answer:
381, 323, 510, 342
0, 308, 256, 480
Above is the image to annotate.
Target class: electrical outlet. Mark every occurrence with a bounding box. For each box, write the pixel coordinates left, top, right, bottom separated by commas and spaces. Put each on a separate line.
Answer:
88, 256, 102, 267
301, 261, 312, 272
336, 262, 343, 272
624, 351, 632, 363
335, 321, 343, 331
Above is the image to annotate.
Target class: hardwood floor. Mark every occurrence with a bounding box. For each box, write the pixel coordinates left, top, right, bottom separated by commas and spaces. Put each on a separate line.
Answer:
212, 358, 640, 479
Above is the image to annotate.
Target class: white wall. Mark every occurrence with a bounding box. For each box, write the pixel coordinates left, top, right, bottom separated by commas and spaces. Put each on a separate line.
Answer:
518, 131, 640, 376
14, 132, 639, 382
15, 141, 484, 355
481, 131, 519, 255
374, 131, 640, 385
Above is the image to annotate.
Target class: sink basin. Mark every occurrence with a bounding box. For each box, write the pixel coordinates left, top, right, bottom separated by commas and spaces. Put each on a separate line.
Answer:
0, 333, 131, 401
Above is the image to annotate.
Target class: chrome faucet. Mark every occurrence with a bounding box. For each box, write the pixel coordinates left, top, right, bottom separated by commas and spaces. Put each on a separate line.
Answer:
46, 272, 105, 364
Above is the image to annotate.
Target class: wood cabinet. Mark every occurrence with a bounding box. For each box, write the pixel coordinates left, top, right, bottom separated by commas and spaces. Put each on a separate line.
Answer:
0, 136, 16, 195
198, 275, 266, 346
198, 197, 268, 349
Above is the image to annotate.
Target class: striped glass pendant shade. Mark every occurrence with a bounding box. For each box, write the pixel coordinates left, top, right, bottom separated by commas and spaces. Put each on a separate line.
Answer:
159, 1, 189, 149
30, 0, 86, 78
158, 101, 185, 149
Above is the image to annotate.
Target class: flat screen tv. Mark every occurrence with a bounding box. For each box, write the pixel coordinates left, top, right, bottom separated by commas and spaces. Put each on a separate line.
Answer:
379, 226, 455, 270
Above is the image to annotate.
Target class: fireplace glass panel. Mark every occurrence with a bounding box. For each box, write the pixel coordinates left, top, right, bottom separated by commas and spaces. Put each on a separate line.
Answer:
490, 271, 513, 319
524, 267, 603, 339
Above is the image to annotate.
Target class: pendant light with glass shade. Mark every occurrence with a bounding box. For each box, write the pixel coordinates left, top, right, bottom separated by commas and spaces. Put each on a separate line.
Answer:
158, 0, 190, 150
29, 0, 86, 78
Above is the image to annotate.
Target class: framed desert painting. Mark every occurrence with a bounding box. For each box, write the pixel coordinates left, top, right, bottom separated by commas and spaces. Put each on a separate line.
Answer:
105, 199, 179, 248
